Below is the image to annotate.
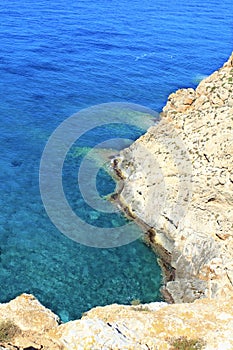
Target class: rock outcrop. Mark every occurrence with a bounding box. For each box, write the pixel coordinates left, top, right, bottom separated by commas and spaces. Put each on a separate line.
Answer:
1, 293, 233, 349
114, 52, 233, 303
1, 54, 233, 350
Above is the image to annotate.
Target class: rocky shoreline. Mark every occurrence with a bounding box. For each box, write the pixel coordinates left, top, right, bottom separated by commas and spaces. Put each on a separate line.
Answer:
0, 53, 233, 349
113, 52, 233, 304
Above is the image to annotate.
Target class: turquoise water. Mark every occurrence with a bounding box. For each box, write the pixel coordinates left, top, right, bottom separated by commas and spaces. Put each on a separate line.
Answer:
0, 0, 232, 321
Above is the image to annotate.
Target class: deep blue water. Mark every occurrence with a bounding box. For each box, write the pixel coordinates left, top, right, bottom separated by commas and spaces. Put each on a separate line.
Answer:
0, 0, 232, 321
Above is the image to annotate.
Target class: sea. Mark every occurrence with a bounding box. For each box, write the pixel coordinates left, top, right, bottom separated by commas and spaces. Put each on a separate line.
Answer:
0, 0, 232, 322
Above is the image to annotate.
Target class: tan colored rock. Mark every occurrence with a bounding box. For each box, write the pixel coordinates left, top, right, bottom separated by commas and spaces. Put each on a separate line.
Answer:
0, 294, 62, 349
163, 88, 196, 113
113, 52, 233, 303
1, 294, 233, 349
0, 294, 59, 332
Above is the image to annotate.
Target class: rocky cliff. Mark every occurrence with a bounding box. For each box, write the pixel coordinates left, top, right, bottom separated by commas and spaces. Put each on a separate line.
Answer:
114, 52, 233, 304
0, 54, 233, 350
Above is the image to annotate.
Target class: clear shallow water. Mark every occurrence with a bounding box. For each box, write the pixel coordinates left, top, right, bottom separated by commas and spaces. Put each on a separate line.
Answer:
0, 0, 232, 321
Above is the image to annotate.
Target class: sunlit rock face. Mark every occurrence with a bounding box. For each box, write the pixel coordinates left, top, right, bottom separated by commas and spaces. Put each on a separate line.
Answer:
1, 294, 233, 349
114, 52, 233, 303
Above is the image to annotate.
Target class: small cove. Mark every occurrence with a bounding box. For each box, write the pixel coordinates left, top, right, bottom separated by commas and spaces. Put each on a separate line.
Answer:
0, 0, 232, 322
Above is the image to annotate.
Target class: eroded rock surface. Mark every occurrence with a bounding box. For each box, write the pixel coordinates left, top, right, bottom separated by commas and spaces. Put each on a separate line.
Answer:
1, 293, 233, 349
114, 53, 233, 303
0, 294, 62, 349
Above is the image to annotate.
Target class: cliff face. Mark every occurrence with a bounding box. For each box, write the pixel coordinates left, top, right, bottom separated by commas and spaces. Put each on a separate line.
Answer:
114, 52, 233, 303
1, 55, 233, 350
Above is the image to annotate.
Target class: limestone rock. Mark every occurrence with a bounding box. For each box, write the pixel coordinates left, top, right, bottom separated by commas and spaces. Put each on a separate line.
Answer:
0, 294, 59, 332
1, 294, 233, 349
0, 294, 62, 349
113, 52, 233, 303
